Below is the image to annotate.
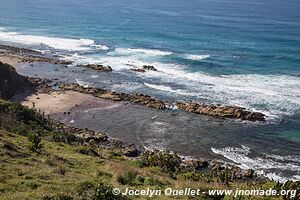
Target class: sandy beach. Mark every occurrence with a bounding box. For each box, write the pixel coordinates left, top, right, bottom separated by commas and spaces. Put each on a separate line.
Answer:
1, 45, 300, 183
0, 53, 23, 66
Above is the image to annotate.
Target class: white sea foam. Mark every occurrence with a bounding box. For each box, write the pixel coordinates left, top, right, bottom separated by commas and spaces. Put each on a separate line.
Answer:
185, 54, 210, 60
266, 154, 300, 163
2, 28, 299, 118
211, 146, 300, 182
144, 83, 174, 93
75, 50, 300, 118
56, 46, 300, 119
90, 74, 100, 79
141, 63, 300, 118
144, 83, 199, 97
0, 29, 108, 51
75, 78, 92, 88
112, 48, 173, 56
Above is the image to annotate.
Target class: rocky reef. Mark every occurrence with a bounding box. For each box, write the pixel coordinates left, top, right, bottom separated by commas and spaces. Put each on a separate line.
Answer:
79, 64, 112, 72
52, 121, 139, 157
0, 45, 266, 121
130, 65, 158, 73
0, 45, 72, 65
59, 83, 166, 109
58, 83, 265, 121
176, 102, 265, 121
140, 150, 258, 181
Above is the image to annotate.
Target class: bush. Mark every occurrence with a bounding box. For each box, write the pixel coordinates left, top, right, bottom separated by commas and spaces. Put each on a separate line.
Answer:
117, 171, 142, 186
27, 132, 41, 151
179, 172, 202, 182
117, 171, 164, 187
53, 165, 66, 175
139, 150, 181, 173
144, 177, 165, 186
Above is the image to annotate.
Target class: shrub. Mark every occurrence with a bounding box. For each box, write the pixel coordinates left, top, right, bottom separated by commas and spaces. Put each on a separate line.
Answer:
53, 165, 66, 175
179, 172, 202, 182
77, 146, 99, 157
139, 150, 181, 173
24, 180, 41, 189
27, 132, 41, 151
144, 177, 165, 186
117, 171, 142, 186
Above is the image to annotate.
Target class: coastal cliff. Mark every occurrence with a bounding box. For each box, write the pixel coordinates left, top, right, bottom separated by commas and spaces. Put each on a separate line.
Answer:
0, 61, 32, 99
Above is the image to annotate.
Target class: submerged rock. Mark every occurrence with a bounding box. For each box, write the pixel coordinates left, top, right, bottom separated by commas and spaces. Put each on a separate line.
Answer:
130, 68, 146, 73
80, 64, 112, 72
176, 102, 265, 121
130, 65, 158, 73
143, 65, 157, 71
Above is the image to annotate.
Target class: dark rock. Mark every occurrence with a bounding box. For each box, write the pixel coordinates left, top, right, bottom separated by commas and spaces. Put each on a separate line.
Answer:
143, 65, 157, 71
59, 83, 166, 109
80, 64, 112, 72
176, 102, 265, 121
0, 62, 33, 99
242, 169, 255, 178
122, 145, 140, 157
130, 65, 157, 73
184, 159, 209, 170
130, 68, 146, 73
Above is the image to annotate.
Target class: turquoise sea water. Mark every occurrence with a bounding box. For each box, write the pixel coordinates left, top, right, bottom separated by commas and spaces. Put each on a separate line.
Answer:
0, 0, 299, 181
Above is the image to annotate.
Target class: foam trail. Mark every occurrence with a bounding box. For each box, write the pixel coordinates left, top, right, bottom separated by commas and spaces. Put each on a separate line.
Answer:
184, 54, 210, 60
111, 48, 173, 56
144, 82, 199, 97
0, 29, 108, 51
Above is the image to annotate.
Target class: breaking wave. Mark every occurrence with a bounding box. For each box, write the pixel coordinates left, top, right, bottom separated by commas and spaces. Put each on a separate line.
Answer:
211, 145, 300, 183
0, 29, 108, 51
184, 54, 210, 60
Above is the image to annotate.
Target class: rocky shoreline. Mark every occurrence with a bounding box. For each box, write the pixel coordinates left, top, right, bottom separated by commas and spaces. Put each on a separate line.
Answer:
0, 44, 267, 121
79, 64, 113, 72
0, 44, 72, 65
59, 83, 265, 121
0, 45, 279, 184
176, 102, 265, 121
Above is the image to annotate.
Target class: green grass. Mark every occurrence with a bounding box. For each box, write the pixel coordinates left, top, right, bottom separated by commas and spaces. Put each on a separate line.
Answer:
0, 99, 298, 199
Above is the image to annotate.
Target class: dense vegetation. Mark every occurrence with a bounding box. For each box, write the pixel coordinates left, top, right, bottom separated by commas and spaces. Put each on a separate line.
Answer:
1, 99, 299, 199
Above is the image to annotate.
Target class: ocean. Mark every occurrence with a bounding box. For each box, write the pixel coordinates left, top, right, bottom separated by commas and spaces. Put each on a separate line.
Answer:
0, 0, 299, 182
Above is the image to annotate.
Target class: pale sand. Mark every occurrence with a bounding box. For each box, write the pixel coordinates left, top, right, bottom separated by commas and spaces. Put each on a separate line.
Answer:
21, 90, 122, 116
0, 54, 122, 116
0, 54, 23, 66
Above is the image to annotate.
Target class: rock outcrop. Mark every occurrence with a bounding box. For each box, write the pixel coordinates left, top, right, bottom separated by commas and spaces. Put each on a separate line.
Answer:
0, 62, 33, 99
52, 121, 139, 157
0, 45, 72, 65
79, 64, 112, 72
176, 102, 265, 121
59, 83, 265, 121
59, 83, 166, 109
130, 65, 158, 73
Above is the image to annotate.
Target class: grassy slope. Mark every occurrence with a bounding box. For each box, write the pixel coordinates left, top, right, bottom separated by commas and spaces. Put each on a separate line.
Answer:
0, 99, 295, 200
